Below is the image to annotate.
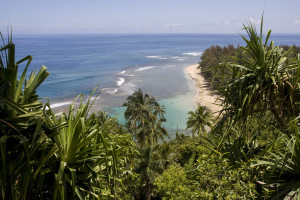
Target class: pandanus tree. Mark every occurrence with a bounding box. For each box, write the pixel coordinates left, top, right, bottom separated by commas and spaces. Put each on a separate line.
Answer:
213, 17, 300, 199
0, 33, 136, 199
42, 91, 133, 199
218, 16, 299, 130
186, 105, 214, 138
123, 89, 168, 147
0, 33, 60, 199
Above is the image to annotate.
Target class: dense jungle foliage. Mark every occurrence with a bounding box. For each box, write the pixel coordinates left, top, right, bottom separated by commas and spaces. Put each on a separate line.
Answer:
0, 18, 299, 199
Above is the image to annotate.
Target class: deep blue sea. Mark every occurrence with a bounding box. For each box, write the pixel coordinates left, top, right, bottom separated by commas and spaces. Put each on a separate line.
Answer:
12, 33, 300, 136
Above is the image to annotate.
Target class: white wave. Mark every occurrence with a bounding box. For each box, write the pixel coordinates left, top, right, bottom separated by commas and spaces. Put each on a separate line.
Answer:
171, 56, 187, 61
50, 101, 73, 109
90, 96, 100, 101
103, 88, 119, 94
163, 65, 176, 69
135, 66, 156, 72
183, 52, 202, 56
118, 70, 126, 74
146, 56, 167, 60
116, 77, 125, 86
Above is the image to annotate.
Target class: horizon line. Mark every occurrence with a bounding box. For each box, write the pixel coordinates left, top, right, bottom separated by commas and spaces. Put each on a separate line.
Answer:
9, 32, 300, 36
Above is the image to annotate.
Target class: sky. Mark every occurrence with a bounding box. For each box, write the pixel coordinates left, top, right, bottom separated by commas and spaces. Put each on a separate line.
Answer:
1, 0, 300, 34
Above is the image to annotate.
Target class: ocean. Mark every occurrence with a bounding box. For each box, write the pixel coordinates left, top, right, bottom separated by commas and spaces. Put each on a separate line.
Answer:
12, 33, 300, 136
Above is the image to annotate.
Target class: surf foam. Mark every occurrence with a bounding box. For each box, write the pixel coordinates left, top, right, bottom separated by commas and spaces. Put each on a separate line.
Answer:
183, 52, 202, 56
118, 70, 126, 74
50, 101, 73, 109
103, 88, 119, 94
146, 56, 167, 60
135, 66, 156, 72
116, 77, 125, 86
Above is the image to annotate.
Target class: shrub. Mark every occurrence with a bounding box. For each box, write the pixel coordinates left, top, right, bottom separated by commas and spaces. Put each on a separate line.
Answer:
154, 164, 195, 200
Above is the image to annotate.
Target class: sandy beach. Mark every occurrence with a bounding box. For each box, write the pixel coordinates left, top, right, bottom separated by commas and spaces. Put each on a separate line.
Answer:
185, 64, 222, 116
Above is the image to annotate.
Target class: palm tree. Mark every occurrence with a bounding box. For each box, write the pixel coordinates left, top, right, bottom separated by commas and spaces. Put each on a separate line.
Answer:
143, 118, 169, 146
123, 89, 168, 147
186, 105, 214, 137
123, 89, 155, 138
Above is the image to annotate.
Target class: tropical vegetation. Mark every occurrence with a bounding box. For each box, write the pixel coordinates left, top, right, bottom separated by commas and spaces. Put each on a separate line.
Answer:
0, 16, 299, 199
0, 34, 136, 199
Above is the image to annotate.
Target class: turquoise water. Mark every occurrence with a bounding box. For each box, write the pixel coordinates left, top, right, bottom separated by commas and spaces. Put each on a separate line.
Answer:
109, 65, 197, 137
158, 92, 196, 135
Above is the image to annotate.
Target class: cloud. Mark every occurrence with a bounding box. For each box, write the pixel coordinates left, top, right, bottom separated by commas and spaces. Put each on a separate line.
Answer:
249, 17, 261, 25
294, 19, 300, 24
166, 23, 182, 28
214, 20, 240, 26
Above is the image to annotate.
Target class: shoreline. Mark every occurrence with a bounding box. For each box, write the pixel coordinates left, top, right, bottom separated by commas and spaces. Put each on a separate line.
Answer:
185, 64, 221, 116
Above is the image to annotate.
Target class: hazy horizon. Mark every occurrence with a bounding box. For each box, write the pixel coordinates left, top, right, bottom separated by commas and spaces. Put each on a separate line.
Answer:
1, 0, 300, 34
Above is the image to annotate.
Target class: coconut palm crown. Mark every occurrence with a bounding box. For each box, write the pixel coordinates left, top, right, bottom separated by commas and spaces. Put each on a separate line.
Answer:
186, 105, 214, 138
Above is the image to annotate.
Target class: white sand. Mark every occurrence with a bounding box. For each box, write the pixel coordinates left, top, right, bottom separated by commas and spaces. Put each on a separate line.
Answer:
185, 64, 222, 116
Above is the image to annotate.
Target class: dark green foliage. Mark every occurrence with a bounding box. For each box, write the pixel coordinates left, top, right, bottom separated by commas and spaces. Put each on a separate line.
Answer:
133, 147, 159, 200
199, 44, 241, 89
205, 113, 278, 167
132, 142, 175, 200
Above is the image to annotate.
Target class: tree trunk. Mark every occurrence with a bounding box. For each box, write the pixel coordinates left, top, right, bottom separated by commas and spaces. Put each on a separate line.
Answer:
269, 89, 286, 128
